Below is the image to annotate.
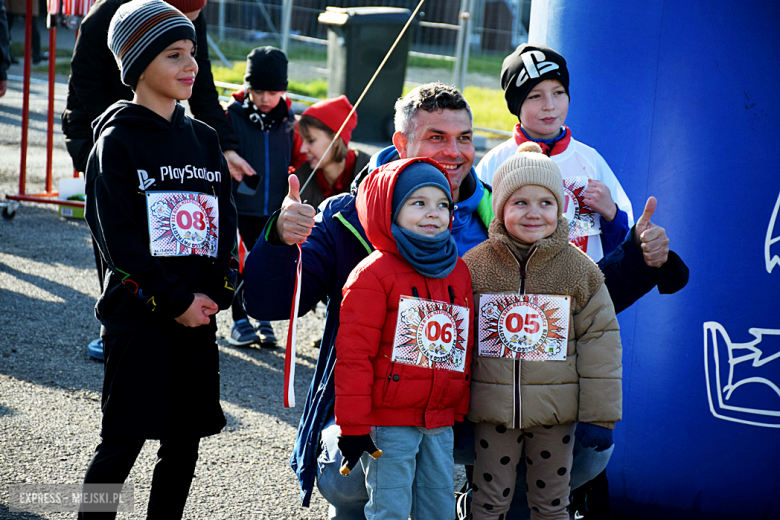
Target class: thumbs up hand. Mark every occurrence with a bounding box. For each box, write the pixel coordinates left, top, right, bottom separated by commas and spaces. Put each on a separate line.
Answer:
633, 196, 669, 268
276, 174, 316, 245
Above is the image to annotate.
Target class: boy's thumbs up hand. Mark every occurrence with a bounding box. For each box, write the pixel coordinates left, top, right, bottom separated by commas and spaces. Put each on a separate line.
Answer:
633, 196, 670, 268
276, 175, 316, 246
338, 434, 383, 476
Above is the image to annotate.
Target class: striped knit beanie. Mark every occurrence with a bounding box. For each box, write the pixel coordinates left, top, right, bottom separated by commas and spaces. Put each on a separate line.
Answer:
492, 141, 565, 223
108, 0, 197, 87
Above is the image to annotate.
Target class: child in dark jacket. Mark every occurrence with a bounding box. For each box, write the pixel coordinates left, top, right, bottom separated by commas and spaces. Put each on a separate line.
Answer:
334, 158, 474, 520
225, 46, 302, 347
80, 1, 237, 517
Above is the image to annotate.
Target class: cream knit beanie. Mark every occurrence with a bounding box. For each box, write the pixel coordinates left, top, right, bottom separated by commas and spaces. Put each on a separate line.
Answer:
491, 141, 565, 223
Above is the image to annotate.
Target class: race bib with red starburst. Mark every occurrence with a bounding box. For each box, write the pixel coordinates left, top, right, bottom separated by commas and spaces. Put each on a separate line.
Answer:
563, 176, 601, 239
391, 297, 470, 372
477, 293, 570, 361
146, 192, 219, 258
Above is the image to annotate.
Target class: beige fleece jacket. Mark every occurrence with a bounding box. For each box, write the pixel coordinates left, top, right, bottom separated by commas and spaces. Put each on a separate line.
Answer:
463, 216, 622, 430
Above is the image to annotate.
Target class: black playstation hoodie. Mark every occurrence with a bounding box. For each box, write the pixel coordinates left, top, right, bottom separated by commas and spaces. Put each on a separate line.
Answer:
85, 101, 239, 336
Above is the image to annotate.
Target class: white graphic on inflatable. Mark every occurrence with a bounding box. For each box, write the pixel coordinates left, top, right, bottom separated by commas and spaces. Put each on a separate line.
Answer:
766, 192, 780, 274
704, 322, 780, 428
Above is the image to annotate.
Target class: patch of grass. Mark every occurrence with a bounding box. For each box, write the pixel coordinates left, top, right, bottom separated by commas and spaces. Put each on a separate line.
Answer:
214, 65, 512, 133
207, 35, 501, 77
398, 83, 513, 135
408, 55, 453, 70
406, 54, 502, 78
207, 37, 327, 64
33, 60, 71, 75
10, 42, 71, 59
211, 61, 328, 101
465, 54, 504, 77
462, 86, 515, 135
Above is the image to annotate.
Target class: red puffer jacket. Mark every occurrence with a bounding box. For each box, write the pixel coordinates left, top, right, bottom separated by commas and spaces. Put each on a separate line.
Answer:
335, 158, 474, 436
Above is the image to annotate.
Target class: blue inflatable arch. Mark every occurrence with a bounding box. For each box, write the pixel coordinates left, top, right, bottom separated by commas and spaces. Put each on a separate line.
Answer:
528, 0, 780, 517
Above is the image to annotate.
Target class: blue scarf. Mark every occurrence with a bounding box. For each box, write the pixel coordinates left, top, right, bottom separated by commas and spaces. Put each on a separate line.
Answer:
391, 223, 458, 279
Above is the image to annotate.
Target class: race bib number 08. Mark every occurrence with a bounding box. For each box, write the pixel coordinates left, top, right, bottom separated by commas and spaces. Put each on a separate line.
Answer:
392, 297, 470, 372
477, 293, 570, 361
146, 192, 219, 258
563, 176, 601, 239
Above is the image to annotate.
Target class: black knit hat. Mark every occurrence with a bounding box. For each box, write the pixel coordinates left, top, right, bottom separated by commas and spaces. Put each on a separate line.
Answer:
108, 0, 197, 88
244, 47, 288, 91
500, 43, 569, 119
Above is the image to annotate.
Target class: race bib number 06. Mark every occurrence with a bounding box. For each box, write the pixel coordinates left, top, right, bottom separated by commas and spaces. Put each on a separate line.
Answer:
146, 192, 219, 258
392, 297, 470, 372
563, 176, 601, 239
477, 293, 570, 361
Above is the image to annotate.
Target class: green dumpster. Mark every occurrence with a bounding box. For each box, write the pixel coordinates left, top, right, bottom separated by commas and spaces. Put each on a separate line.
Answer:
318, 6, 418, 143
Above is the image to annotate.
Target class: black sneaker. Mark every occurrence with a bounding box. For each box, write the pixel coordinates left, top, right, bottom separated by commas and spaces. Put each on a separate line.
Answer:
228, 319, 260, 347
257, 321, 278, 347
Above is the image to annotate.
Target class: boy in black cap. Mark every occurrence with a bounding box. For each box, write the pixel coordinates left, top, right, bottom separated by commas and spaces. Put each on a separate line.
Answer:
476, 44, 635, 265
79, 1, 237, 517
224, 46, 301, 347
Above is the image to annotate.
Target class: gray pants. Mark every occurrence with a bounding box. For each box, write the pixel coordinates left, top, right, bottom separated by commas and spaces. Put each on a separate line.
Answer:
471, 422, 577, 520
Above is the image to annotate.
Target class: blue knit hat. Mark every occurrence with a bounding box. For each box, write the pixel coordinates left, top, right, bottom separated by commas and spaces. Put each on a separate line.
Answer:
391, 160, 453, 221
108, 0, 197, 87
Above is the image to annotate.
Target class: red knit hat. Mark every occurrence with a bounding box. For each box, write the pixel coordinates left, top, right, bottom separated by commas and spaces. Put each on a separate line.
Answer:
166, 0, 207, 15
301, 95, 358, 146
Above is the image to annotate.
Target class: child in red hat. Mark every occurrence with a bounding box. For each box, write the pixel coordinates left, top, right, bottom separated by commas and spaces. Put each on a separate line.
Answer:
293, 95, 370, 209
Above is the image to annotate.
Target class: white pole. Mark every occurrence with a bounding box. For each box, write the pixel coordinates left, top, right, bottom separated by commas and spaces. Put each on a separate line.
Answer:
218, 0, 225, 42
458, 0, 473, 91
281, 0, 292, 54
452, 0, 469, 88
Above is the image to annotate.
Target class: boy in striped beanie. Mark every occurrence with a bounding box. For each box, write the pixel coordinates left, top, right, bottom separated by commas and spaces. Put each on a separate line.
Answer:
108, 0, 198, 91
78, 1, 238, 517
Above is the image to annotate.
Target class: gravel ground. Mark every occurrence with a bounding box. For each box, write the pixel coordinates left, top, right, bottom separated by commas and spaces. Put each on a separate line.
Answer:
0, 67, 466, 518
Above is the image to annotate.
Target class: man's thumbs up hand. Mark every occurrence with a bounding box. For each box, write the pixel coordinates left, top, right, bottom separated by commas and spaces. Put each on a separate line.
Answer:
276, 175, 316, 246
633, 196, 669, 268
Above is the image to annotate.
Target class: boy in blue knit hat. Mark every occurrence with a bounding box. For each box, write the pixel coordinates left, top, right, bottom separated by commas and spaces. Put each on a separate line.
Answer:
334, 158, 474, 519
79, 1, 238, 517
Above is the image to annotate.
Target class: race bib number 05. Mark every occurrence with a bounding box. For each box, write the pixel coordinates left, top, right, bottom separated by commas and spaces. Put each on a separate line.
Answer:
563, 176, 601, 239
146, 192, 219, 258
392, 297, 470, 372
477, 293, 570, 361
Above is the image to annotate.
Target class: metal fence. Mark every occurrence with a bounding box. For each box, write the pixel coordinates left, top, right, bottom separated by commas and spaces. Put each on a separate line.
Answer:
204, 0, 530, 93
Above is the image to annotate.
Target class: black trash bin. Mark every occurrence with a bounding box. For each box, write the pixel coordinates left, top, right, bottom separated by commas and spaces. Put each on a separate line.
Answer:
318, 6, 418, 143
